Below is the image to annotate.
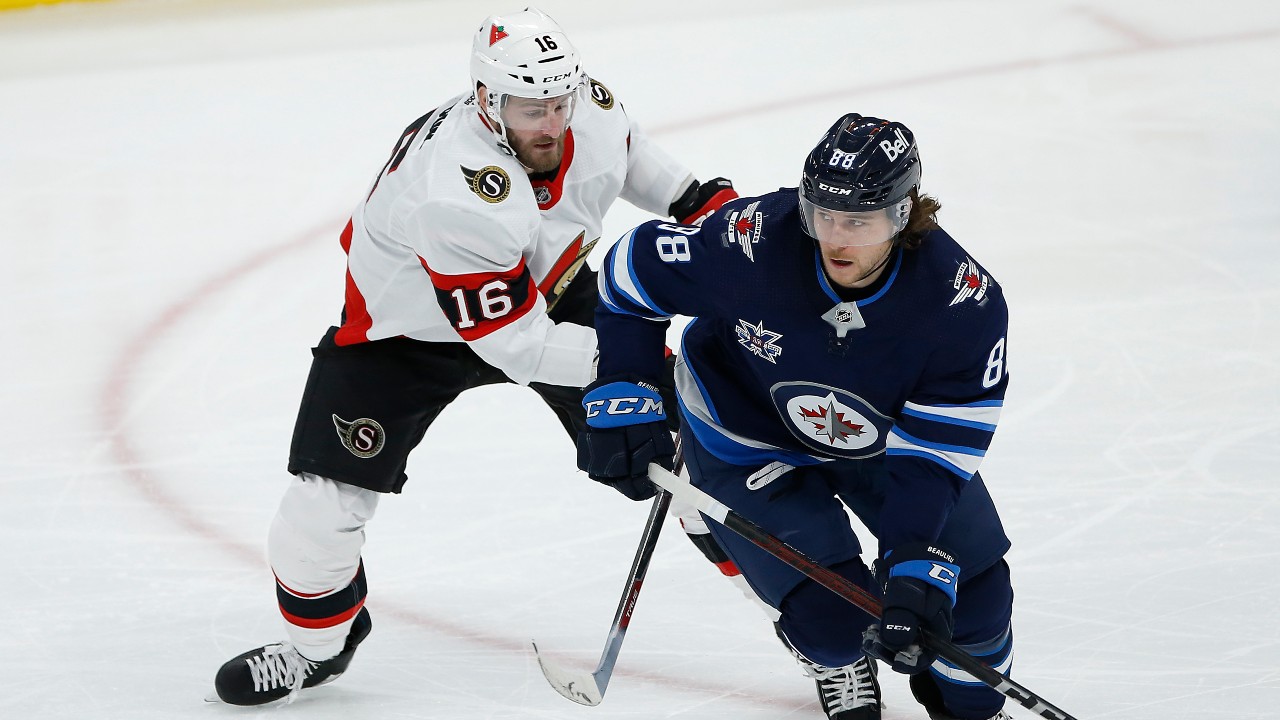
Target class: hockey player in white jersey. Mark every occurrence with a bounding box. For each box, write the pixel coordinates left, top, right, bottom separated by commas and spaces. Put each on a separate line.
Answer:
212, 7, 737, 706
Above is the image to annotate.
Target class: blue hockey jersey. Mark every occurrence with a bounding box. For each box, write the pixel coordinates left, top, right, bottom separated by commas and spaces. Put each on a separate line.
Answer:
594, 188, 1010, 554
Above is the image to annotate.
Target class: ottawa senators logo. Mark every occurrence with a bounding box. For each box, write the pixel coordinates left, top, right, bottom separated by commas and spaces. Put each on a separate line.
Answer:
460, 165, 511, 203
588, 78, 614, 110
332, 414, 385, 459
542, 233, 599, 311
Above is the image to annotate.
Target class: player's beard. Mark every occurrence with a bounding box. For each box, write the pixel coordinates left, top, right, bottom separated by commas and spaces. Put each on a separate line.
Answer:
821, 242, 894, 289
511, 132, 566, 174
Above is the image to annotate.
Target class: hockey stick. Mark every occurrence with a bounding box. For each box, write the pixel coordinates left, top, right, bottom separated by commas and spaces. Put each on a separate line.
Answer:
647, 462, 1081, 720
532, 445, 684, 706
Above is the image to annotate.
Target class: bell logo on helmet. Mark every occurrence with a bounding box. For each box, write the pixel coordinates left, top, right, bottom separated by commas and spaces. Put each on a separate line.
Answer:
879, 127, 911, 162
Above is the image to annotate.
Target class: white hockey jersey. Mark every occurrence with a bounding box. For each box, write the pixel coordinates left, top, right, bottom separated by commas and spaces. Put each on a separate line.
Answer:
332, 79, 692, 388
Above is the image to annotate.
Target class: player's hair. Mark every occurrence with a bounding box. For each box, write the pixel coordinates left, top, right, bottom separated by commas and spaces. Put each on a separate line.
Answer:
898, 190, 941, 250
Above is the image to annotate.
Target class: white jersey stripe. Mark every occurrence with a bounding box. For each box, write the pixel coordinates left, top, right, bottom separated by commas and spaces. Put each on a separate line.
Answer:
929, 647, 1015, 686
902, 400, 1002, 431
886, 427, 985, 478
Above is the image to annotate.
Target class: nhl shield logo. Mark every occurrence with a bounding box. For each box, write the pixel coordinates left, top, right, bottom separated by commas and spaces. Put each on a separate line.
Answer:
771, 383, 890, 458
332, 414, 386, 459
821, 302, 865, 338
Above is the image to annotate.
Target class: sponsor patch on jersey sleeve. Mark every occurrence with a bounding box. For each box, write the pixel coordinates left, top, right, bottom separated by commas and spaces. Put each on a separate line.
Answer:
949, 255, 990, 307
720, 201, 764, 260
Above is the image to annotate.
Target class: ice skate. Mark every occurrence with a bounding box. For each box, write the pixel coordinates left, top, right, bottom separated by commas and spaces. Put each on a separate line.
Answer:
213, 606, 372, 706
777, 624, 882, 719
800, 654, 882, 720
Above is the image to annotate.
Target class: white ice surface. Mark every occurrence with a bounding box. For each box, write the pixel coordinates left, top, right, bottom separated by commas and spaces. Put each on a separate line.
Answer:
1, 0, 1278, 718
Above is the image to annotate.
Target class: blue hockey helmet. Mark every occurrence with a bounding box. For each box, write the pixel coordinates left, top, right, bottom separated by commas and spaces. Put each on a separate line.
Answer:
799, 113, 921, 240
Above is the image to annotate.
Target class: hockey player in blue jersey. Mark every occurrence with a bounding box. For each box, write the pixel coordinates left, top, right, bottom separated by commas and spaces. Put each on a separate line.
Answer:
577, 113, 1017, 720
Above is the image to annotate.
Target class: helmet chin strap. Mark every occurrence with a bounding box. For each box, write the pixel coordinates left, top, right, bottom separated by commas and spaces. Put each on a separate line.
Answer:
475, 101, 517, 157
475, 88, 564, 174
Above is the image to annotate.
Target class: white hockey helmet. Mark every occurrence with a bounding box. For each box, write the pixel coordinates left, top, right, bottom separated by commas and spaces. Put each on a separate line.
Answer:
470, 8, 586, 149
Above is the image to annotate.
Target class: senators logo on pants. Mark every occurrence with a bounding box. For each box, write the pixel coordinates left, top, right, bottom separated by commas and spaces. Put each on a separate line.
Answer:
332, 415, 386, 458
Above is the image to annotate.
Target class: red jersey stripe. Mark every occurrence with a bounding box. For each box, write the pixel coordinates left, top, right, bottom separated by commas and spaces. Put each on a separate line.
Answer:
421, 257, 538, 342
334, 219, 374, 346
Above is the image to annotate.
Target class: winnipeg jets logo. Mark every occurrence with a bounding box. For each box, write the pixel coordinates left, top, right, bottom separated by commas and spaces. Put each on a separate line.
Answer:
723, 201, 763, 261
796, 395, 867, 445
736, 319, 783, 363
950, 256, 989, 306
772, 383, 887, 457
781, 392, 882, 453
332, 415, 385, 459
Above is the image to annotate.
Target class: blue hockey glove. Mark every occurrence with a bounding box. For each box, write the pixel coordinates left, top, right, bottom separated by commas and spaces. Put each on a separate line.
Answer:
862, 543, 960, 675
575, 376, 675, 501
668, 177, 738, 225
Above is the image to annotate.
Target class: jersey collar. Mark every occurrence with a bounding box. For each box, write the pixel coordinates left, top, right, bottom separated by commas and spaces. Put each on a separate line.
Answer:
814, 246, 903, 307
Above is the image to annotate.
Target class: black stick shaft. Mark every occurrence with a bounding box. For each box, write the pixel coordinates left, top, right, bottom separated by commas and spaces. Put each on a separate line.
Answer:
586, 447, 686, 681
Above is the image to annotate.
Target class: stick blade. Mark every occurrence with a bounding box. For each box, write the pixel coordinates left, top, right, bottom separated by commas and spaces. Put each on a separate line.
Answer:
532, 641, 604, 706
